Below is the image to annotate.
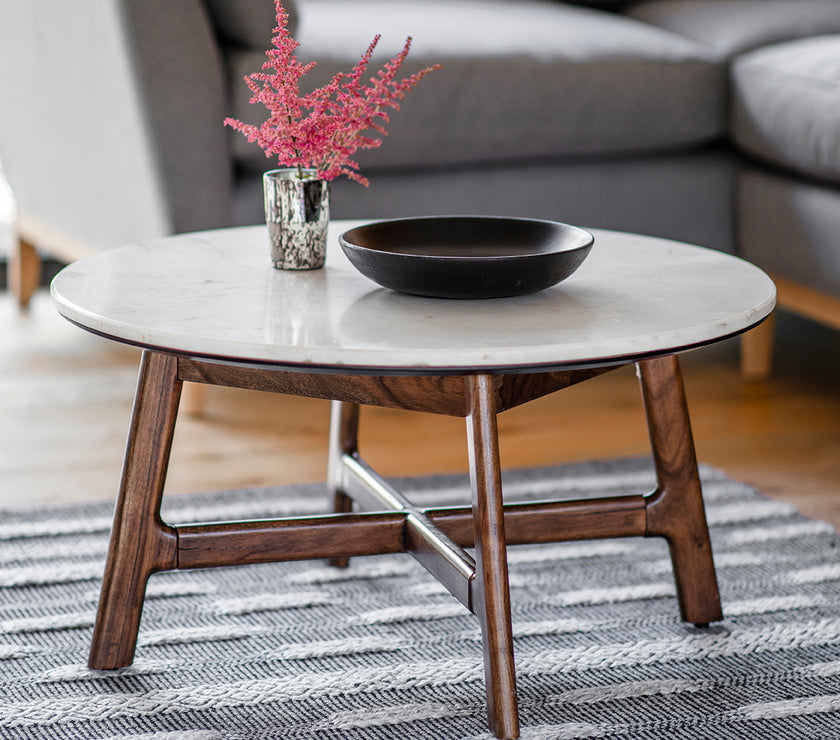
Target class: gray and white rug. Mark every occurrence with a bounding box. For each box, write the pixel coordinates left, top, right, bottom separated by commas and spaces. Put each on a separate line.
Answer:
2, 458, 840, 739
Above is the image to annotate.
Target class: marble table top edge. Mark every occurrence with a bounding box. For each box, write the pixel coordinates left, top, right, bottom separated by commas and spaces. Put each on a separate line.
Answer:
50, 222, 777, 374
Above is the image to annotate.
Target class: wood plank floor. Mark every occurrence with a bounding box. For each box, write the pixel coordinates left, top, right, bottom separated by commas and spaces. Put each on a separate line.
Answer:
2, 289, 839, 531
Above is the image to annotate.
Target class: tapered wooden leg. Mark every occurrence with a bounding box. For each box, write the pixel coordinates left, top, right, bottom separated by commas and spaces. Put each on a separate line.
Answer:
8, 237, 41, 309
326, 401, 360, 568
89, 351, 181, 669
740, 311, 776, 382
467, 375, 519, 740
179, 382, 208, 416
637, 356, 722, 626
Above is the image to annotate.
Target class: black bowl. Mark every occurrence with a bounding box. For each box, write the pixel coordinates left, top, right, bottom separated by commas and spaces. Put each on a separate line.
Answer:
339, 216, 594, 299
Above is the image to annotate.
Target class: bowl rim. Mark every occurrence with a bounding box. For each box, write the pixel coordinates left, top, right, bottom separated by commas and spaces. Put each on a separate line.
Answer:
339, 215, 595, 262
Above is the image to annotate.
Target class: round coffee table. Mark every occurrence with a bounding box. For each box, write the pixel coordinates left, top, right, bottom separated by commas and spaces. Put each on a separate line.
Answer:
52, 221, 775, 739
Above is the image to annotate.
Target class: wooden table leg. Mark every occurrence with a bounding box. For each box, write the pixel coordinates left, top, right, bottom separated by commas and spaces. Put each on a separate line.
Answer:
467, 374, 520, 740
88, 351, 180, 669
637, 355, 723, 626
326, 401, 359, 568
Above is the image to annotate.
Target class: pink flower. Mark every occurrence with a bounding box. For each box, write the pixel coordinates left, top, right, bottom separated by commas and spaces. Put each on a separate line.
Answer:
224, 0, 441, 186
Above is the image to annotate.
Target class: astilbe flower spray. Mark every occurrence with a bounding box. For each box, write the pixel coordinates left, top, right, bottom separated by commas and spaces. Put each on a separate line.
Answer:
225, 0, 441, 186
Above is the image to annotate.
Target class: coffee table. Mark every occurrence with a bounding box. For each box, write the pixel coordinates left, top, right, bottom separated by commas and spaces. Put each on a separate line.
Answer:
51, 221, 775, 739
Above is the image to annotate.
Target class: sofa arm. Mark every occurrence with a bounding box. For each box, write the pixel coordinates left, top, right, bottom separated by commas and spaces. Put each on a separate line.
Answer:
0, 0, 233, 253
121, 0, 234, 236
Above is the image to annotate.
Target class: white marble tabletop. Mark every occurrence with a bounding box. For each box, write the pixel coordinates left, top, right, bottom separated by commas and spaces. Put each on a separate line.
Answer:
51, 221, 776, 373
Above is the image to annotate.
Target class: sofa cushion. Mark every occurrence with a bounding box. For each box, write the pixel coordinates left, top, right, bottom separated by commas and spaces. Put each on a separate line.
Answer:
738, 167, 840, 294
731, 36, 840, 183
233, 148, 735, 253
204, 0, 297, 49
227, 0, 724, 174
565, 0, 629, 7
625, 0, 840, 58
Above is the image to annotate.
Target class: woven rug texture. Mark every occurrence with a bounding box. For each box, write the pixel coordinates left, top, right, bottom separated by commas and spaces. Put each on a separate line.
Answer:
2, 458, 840, 739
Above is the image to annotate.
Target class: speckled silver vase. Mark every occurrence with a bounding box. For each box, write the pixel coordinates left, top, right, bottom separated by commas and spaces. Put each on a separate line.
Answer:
263, 168, 329, 270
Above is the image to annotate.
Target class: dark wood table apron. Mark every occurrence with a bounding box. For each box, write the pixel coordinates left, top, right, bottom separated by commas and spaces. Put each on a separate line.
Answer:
88, 351, 721, 740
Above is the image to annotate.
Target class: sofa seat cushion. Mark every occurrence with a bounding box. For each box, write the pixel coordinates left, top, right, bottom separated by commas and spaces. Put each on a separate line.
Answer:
738, 167, 840, 294
227, 0, 724, 174
625, 0, 840, 58
731, 36, 840, 183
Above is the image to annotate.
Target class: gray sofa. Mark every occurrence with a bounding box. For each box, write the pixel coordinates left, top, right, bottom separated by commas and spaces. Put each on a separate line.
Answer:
2, 0, 840, 373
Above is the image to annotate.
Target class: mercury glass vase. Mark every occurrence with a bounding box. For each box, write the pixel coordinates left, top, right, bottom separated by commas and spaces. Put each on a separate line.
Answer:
263, 168, 330, 270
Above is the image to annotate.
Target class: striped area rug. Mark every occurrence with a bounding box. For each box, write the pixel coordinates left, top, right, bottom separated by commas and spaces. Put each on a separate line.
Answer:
2, 458, 840, 739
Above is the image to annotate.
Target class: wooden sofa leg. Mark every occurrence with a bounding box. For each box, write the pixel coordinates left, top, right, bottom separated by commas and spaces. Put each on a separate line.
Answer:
740, 312, 776, 381
179, 382, 207, 416
8, 237, 41, 308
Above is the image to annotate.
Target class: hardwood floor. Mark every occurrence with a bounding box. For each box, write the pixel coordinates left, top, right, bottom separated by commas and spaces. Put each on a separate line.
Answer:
2, 289, 839, 531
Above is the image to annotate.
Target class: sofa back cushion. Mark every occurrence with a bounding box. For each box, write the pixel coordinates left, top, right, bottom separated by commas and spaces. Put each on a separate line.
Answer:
731, 36, 840, 183
204, 0, 297, 48
565, 0, 629, 7
626, 0, 840, 58
228, 0, 724, 174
